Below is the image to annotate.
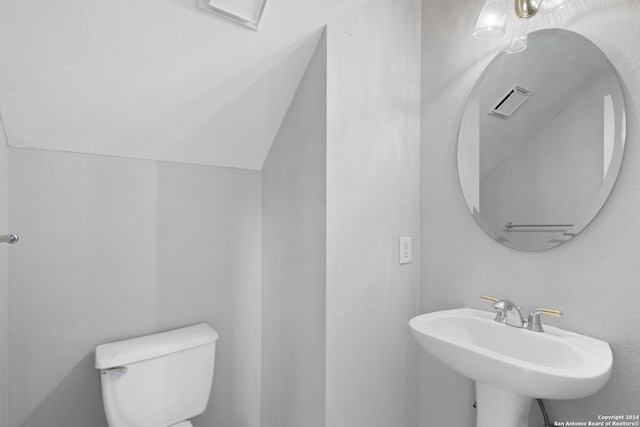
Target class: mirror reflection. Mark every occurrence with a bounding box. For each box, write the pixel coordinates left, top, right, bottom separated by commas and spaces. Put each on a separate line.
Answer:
458, 29, 625, 251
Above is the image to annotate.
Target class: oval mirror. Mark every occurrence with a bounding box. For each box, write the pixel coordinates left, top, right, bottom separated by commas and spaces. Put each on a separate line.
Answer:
458, 29, 626, 251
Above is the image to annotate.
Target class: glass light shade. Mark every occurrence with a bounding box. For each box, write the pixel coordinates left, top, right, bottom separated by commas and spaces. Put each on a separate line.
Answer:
474, 0, 507, 39
503, 34, 528, 54
540, 0, 568, 12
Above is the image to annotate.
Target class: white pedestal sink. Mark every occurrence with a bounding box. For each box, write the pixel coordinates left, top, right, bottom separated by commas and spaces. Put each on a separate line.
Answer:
409, 308, 612, 427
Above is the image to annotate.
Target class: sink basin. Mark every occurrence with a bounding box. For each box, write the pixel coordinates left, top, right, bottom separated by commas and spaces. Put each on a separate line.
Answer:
410, 308, 612, 427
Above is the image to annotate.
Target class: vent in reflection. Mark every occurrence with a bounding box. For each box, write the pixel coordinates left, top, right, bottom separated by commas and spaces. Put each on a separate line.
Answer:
491, 86, 532, 117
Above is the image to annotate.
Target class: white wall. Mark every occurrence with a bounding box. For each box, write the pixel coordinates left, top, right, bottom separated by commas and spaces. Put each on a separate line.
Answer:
325, 0, 422, 425
261, 33, 327, 427
420, 0, 640, 425
0, 120, 8, 426
8, 148, 262, 427
0, 0, 366, 170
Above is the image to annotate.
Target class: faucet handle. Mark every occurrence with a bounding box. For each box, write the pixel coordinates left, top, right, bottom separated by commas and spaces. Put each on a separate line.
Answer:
526, 308, 563, 332
534, 308, 563, 317
481, 295, 516, 313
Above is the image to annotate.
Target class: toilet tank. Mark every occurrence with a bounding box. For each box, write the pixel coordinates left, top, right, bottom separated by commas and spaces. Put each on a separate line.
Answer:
95, 323, 219, 427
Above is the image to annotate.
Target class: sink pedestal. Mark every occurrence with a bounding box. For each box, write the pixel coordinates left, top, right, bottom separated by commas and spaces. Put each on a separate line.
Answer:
476, 382, 532, 427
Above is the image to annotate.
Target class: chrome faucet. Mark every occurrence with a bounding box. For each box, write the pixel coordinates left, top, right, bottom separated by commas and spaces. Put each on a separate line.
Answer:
481, 295, 563, 332
483, 296, 525, 327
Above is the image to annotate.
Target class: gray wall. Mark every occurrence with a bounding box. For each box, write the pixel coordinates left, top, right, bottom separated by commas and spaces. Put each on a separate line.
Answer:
0, 122, 8, 426
325, 0, 422, 425
261, 32, 327, 427
8, 148, 262, 427
420, 0, 640, 426
263, 4, 424, 423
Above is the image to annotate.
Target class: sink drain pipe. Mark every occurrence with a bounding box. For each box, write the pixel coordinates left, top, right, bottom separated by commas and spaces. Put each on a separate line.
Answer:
536, 398, 552, 427
472, 398, 553, 427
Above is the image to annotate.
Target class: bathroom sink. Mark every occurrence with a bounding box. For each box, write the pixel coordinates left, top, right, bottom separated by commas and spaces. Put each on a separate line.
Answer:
410, 308, 612, 427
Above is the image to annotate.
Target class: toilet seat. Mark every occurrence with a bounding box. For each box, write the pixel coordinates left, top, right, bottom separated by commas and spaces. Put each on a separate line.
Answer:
170, 421, 193, 427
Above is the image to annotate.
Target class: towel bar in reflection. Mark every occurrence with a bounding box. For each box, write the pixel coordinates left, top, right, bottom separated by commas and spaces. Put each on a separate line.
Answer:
0, 234, 19, 244
503, 222, 573, 230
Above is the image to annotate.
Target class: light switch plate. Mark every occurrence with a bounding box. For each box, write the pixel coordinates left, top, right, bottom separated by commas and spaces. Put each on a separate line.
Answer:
399, 237, 412, 264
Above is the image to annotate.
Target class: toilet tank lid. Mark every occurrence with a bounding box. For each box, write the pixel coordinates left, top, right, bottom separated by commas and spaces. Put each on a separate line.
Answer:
95, 323, 219, 370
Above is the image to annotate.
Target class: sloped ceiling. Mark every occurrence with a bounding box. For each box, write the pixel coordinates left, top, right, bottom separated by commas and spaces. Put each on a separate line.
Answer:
0, 0, 368, 170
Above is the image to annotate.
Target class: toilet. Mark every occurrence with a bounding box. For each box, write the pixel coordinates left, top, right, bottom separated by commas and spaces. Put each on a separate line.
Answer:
95, 323, 219, 427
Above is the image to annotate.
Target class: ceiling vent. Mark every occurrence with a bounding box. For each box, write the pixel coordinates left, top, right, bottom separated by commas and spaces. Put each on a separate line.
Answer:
490, 85, 532, 117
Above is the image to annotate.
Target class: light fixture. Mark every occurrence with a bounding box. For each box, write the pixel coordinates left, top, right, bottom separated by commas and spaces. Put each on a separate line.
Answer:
538, 0, 568, 13
474, 0, 568, 51
503, 34, 528, 54
514, 0, 544, 19
514, 0, 568, 18
474, 0, 507, 40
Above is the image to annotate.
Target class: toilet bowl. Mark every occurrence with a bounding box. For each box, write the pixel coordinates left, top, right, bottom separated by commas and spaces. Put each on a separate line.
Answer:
95, 323, 219, 427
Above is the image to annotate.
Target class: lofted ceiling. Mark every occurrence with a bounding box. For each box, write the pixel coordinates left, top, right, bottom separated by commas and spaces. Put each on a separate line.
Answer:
0, 0, 369, 170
